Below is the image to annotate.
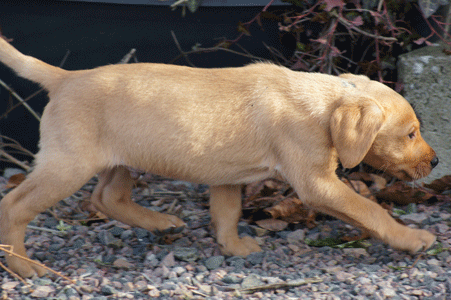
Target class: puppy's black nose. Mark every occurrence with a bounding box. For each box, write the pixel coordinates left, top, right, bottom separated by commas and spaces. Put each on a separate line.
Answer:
431, 156, 439, 168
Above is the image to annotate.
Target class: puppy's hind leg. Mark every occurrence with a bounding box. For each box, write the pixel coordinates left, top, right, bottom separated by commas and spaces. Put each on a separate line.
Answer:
0, 157, 99, 278
210, 185, 262, 256
90, 166, 185, 233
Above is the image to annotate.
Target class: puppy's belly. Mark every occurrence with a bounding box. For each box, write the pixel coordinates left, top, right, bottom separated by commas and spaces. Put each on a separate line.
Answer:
122, 156, 280, 185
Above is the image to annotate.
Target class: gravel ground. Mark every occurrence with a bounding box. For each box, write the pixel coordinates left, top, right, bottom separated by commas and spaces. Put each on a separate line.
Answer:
1, 173, 451, 300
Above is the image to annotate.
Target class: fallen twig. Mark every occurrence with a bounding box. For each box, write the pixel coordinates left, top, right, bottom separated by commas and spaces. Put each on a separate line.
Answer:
169, 31, 265, 66
0, 148, 30, 171
171, 30, 196, 67
192, 290, 209, 297
118, 48, 136, 64
330, 11, 397, 42
26, 225, 66, 235
410, 253, 423, 269
0, 244, 76, 284
0, 260, 30, 286
0, 51, 70, 122
0, 79, 41, 121
228, 277, 322, 294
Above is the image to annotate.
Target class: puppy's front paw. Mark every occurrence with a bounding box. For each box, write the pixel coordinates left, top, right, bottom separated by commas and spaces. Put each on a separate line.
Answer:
408, 229, 436, 254
220, 236, 262, 256
390, 228, 436, 254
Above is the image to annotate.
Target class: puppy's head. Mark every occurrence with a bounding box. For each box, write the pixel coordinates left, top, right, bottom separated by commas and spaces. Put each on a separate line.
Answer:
332, 74, 438, 181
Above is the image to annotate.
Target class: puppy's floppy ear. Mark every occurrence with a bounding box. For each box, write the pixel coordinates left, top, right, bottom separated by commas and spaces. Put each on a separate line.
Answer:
331, 97, 385, 168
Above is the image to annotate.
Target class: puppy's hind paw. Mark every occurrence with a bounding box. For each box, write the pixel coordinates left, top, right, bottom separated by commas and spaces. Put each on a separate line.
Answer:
6, 257, 48, 279
220, 236, 262, 257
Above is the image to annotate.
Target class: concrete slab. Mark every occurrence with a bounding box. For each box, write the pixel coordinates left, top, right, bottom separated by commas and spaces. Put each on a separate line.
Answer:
398, 44, 451, 182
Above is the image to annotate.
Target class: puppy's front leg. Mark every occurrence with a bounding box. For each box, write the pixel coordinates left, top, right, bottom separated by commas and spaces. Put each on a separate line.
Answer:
210, 185, 262, 256
296, 176, 435, 253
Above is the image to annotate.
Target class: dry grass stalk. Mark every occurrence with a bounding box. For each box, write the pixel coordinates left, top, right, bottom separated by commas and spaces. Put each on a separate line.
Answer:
0, 244, 76, 284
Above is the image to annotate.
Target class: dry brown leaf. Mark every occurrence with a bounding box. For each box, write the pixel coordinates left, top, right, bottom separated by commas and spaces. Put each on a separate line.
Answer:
243, 196, 281, 212
368, 174, 387, 191
263, 197, 317, 226
341, 231, 371, 242
244, 179, 287, 201
264, 197, 304, 219
424, 175, 451, 194
91, 211, 108, 220
4, 173, 26, 189
342, 179, 376, 202
78, 201, 109, 222
348, 171, 373, 182
375, 181, 435, 205
255, 218, 288, 231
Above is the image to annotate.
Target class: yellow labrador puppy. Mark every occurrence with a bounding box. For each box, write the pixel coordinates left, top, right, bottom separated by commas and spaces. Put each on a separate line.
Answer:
0, 36, 438, 278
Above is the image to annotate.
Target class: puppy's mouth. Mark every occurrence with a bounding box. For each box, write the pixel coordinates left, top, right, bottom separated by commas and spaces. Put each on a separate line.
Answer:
390, 163, 432, 182
394, 170, 414, 182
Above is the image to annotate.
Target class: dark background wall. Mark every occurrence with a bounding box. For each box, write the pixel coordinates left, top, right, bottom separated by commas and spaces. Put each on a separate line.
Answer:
0, 0, 287, 170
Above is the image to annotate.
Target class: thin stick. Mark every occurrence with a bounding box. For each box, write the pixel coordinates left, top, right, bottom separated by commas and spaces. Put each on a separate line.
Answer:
0, 50, 70, 121
169, 45, 264, 65
0, 244, 76, 284
377, 0, 384, 12
119, 48, 136, 64
232, 277, 323, 294
167, 199, 178, 214
26, 225, 65, 235
192, 290, 209, 297
59, 50, 71, 68
331, 11, 397, 42
171, 30, 196, 67
410, 253, 423, 269
0, 79, 41, 121
0, 260, 30, 286
0, 148, 30, 171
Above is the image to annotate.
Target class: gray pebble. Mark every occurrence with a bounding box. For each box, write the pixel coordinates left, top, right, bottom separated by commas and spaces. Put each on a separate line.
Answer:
287, 229, 305, 244
204, 255, 225, 270
173, 266, 186, 276
191, 228, 208, 239
222, 275, 243, 284
71, 238, 85, 249
98, 230, 122, 248
226, 256, 246, 271
238, 222, 256, 236
49, 242, 64, 252
161, 252, 176, 267
64, 287, 79, 297
120, 229, 134, 240
241, 274, 263, 289
109, 226, 125, 237
246, 251, 265, 265
399, 213, 429, 224
133, 228, 149, 240
101, 285, 116, 296
173, 247, 199, 262
43, 217, 59, 228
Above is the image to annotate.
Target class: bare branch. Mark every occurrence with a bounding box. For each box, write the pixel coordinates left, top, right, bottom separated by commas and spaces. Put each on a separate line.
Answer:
0, 79, 41, 121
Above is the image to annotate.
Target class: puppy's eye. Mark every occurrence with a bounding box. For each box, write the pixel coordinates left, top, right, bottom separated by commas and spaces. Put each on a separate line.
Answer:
408, 131, 416, 139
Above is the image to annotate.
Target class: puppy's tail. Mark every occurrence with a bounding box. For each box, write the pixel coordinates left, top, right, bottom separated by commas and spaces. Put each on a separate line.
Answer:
0, 37, 68, 90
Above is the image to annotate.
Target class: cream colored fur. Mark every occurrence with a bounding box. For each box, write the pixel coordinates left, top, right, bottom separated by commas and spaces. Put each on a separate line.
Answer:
0, 37, 438, 278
